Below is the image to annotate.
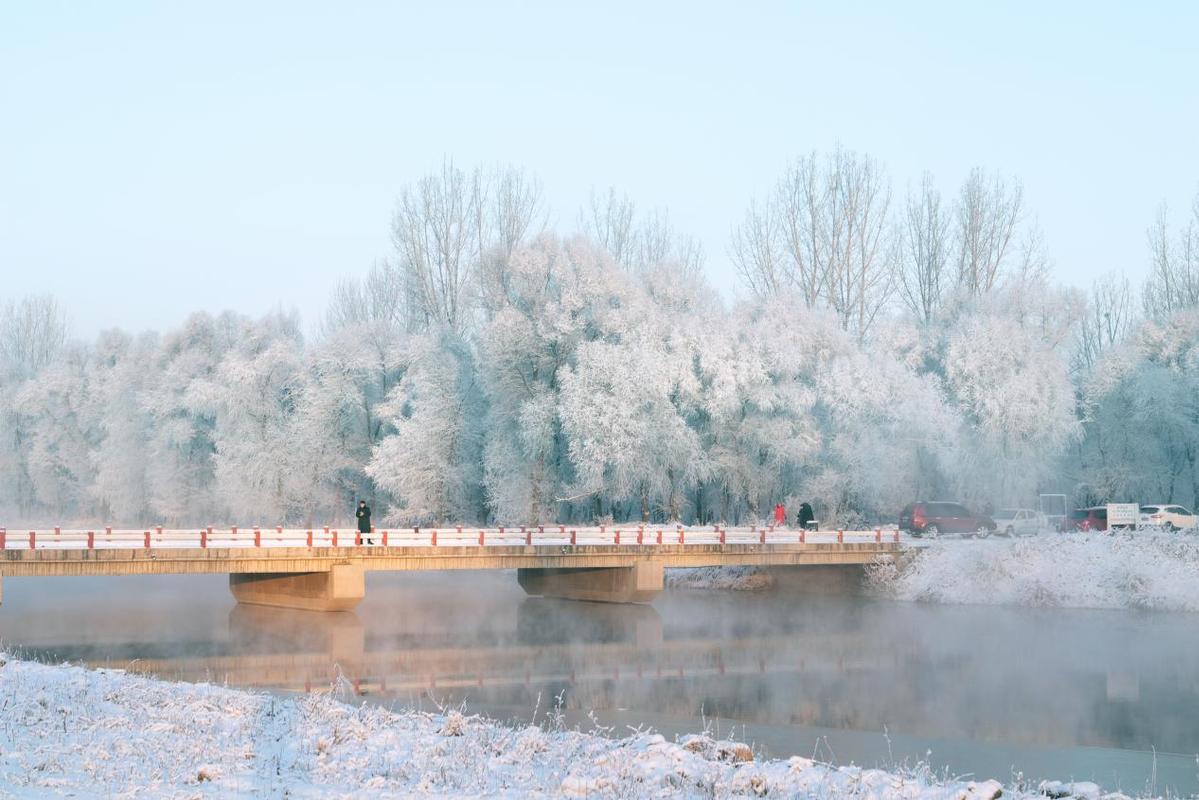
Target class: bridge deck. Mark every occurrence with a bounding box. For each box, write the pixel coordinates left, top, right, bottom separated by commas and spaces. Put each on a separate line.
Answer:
0, 542, 898, 577
0, 526, 900, 577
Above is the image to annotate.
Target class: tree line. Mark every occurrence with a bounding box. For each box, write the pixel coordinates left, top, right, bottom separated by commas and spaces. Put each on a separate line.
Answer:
2, 155, 1197, 527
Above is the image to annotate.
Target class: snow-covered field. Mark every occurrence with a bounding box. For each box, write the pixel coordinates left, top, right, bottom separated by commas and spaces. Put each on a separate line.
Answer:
0, 653, 1150, 799
869, 533, 1199, 611
665, 566, 775, 591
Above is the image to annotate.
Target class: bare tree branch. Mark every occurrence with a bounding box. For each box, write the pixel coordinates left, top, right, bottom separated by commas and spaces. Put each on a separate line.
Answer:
899, 173, 950, 324
954, 168, 1022, 296
0, 295, 68, 382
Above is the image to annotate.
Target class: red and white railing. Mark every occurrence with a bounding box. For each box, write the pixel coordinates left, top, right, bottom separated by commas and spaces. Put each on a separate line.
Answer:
0, 524, 902, 551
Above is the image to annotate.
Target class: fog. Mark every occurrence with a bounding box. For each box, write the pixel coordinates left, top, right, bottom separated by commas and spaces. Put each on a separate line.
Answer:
3, 572, 1198, 794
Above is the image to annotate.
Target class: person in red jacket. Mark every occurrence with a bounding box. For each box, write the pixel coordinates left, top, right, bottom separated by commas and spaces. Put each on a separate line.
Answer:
774, 503, 786, 526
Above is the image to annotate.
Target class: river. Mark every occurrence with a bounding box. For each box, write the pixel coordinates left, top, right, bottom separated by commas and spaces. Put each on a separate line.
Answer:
2, 570, 1197, 795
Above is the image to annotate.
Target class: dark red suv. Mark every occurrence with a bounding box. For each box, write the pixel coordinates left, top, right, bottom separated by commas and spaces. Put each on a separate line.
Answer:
900, 501, 997, 538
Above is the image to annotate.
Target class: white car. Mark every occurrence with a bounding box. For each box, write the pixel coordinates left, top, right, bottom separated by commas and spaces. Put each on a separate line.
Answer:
1140, 504, 1198, 531
992, 508, 1046, 536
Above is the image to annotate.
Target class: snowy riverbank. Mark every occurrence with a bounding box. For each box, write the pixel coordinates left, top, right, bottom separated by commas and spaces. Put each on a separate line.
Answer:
868, 533, 1199, 611
0, 653, 1163, 798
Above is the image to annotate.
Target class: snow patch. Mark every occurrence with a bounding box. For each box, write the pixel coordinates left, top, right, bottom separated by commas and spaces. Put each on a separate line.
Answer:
0, 653, 1166, 798
869, 533, 1199, 611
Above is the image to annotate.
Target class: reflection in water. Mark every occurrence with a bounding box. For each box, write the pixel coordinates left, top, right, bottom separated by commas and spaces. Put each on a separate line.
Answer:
2, 571, 1199, 794
516, 598, 664, 648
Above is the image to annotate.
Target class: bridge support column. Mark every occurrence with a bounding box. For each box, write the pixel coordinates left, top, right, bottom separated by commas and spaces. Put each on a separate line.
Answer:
517, 560, 663, 604
229, 563, 364, 612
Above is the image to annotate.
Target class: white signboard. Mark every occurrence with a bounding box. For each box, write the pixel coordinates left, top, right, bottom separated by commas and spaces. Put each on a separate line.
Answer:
1107, 503, 1139, 529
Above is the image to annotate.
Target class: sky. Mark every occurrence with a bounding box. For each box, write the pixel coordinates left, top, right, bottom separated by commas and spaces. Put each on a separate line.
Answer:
2, 1, 1197, 338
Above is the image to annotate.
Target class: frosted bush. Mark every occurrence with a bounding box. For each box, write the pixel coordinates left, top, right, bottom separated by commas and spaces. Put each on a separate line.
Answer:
869, 533, 1199, 611
665, 566, 775, 591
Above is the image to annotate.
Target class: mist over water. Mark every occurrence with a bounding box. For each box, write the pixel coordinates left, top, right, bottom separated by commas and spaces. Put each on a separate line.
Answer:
3, 571, 1198, 795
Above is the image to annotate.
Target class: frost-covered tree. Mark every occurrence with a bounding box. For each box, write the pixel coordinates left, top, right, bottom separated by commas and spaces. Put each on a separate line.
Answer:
11, 343, 95, 516
305, 320, 405, 511
9, 170, 1199, 531
479, 235, 632, 523
1073, 189, 1199, 507
210, 313, 306, 523
940, 284, 1082, 505
140, 312, 240, 524
284, 369, 359, 525
0, 295, 70, 515
0, 392, 32, 516
703, 299, 953, 526
694, 300, 824, 523
559, 288, 707, 521
1078, 310, 1199, 507
0, 295, 68, 382
366, 331, 485, 524
85, 330, 157, 523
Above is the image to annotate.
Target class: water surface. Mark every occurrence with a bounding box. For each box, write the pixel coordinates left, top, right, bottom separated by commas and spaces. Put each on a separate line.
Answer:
2, 571, 1197, 795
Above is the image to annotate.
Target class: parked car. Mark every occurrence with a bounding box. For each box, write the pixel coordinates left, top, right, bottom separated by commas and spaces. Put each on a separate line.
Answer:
900, 501, 997, 538
1140, 504, 1199, 531
1060, 506, 1107, 532
992, 508, 1046, 536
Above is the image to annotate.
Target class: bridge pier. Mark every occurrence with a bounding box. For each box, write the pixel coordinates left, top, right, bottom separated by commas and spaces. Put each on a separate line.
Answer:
517, 560, 663, 604
229, 563, 364, 611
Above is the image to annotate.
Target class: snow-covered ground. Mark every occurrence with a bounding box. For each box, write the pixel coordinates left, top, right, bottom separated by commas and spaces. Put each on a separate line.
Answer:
665, 566, 775, 591
0, 653, 1152, 798
868, 532, 1199, 611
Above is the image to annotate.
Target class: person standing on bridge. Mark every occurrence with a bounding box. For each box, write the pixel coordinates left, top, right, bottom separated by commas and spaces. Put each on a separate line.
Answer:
356, 499, 374, 545
797, 502, 815, 531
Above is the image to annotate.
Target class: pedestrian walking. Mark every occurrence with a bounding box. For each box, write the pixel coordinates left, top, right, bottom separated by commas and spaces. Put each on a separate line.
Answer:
356, 499, 373, 545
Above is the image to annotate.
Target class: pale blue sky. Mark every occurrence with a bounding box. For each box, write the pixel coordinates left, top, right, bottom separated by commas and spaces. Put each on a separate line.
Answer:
3, 1, 1197, 336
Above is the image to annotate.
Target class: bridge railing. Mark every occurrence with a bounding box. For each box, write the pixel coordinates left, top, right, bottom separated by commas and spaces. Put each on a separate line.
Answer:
0, 525, 901, 551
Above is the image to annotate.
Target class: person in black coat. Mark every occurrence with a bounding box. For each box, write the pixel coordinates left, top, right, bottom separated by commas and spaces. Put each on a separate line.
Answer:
797, 502, 815, 530
356, 500, 373, 545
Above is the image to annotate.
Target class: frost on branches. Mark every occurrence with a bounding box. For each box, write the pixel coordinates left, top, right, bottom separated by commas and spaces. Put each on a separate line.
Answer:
4, 179, 1199, 527
0, 237, 1094, 529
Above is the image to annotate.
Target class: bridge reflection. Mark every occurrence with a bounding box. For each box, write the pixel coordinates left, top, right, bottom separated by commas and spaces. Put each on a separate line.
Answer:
93, 600, 901, 702
9, 580, 1199, 759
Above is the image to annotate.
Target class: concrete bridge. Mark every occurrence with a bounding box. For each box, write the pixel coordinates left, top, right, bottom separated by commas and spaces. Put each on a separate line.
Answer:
0, 524, 901, 610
